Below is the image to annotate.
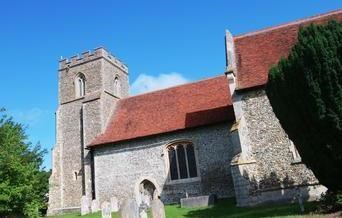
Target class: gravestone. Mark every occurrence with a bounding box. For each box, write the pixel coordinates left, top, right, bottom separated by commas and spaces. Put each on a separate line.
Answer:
110, 196, 119, 212
139, 209, 147, 218
101, 201, 111, 218
180, 194, 216, 208
91, 199, 100, 213
81, 196, 90, 215
151, 198, 166, 218
139, 202, 148, 218
120, 199, 139, 218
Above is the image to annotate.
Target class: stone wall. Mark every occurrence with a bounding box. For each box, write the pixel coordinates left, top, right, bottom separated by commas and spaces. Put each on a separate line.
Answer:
93, 123, 237, 206
231, 89, 326, 206
60, 102, 84, 208
48, 143, 62, 212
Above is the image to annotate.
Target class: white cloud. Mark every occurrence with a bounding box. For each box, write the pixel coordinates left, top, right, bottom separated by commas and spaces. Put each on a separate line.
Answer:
9, 107, 50, 127
130, 72, 189, 95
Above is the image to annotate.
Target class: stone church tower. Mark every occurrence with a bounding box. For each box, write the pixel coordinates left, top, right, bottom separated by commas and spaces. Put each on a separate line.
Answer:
48, 47, 129, 215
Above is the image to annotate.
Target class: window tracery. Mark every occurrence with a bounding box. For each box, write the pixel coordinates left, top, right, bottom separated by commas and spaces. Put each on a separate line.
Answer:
167, 141, 198, 181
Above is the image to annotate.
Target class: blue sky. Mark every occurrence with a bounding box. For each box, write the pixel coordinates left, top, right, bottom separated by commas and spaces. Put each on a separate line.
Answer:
0, 0, 341, 169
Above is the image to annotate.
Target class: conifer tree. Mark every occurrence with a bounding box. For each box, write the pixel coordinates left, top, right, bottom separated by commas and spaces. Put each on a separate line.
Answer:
266, 21, 342, 193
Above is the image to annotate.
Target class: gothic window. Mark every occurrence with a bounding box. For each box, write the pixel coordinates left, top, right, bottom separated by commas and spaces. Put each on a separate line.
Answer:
75, 73, 85, 98
167, 141, 198, 181
114, 76, 120, 97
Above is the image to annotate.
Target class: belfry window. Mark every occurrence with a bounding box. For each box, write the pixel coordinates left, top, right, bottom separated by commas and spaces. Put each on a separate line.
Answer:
114, 76, 120, 97
167, 141, 198, 181
75, 73, 85, 98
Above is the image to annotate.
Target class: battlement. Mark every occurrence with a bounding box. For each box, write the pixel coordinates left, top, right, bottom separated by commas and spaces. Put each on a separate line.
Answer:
59, 47, 128, 72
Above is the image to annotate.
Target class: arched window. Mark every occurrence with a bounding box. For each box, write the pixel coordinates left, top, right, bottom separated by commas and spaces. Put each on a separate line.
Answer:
167, 141, 198, 181
114, 76, 120, 97
75, 73, 85, 98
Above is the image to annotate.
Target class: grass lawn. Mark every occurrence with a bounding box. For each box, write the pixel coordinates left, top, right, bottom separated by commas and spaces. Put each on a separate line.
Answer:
48, 198, 328, 218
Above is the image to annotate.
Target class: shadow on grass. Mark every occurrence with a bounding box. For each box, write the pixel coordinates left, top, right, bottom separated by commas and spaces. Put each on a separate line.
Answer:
182, 198, 317, 218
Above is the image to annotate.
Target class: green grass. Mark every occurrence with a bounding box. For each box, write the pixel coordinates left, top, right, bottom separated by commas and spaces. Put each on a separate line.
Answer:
48, 212, 119, 218
164, 199, 323, 218
48, 198, 327, 218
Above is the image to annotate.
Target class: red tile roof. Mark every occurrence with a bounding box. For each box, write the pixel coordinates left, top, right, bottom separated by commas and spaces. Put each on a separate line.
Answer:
234, 10, 342, 90
89, 75, 234, 147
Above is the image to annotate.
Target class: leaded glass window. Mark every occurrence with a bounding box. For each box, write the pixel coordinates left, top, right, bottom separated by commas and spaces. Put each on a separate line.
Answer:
167, 141, 198, 181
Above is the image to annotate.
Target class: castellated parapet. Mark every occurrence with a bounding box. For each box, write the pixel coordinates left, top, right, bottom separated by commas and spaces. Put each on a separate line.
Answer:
59, 47, 128, 73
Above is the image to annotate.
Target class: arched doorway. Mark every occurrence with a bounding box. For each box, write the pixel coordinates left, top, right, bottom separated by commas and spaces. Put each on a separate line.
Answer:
139, 179, 156, 207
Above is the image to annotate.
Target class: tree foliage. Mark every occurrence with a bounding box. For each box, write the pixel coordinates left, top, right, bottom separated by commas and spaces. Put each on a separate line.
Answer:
266, 20, 342, 193
0, 108, 49, 217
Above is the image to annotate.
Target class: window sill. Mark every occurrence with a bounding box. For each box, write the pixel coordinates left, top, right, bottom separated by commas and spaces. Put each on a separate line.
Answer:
166, 177, 201, 185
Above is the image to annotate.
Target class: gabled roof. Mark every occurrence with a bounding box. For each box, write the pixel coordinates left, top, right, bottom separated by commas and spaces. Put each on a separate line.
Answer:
89, 75, 234, 148
89, 10, 342, 148
234, 10, 342, 90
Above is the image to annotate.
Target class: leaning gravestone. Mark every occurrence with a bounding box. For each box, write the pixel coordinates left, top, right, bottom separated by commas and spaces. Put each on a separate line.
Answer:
101, 201, 111, 218
110, 196, 119, 212
81, 196, 90, 215
91, 199, 100, 213
120, 199, 139, 218
151, 198, 166, 218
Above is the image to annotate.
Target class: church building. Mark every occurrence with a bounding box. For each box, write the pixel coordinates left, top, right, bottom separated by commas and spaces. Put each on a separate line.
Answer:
47, 10, 342, 215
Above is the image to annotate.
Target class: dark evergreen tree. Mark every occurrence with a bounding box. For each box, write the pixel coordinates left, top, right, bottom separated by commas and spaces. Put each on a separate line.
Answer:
266, 20, 342, 193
